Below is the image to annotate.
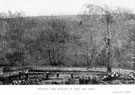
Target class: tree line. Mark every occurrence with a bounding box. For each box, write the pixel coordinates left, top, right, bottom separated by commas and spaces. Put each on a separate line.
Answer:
0, 5, 135, 71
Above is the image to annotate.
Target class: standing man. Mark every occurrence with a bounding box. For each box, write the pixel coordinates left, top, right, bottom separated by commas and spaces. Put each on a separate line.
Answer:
71, 72, 74, 79
56, 72, 59, 79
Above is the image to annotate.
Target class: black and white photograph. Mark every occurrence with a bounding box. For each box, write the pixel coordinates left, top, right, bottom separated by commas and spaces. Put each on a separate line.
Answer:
0, 0, 135, 94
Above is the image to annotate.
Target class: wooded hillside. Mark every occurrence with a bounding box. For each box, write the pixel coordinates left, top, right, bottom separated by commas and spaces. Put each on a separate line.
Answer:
0, 5, 135, 70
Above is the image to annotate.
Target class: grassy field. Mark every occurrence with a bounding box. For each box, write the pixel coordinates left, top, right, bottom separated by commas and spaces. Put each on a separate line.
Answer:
30, 66, 134, 74
0, 66, 134, 85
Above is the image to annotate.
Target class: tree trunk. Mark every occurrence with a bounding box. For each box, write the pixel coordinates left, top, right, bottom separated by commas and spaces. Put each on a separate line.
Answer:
47, 50, 53, 65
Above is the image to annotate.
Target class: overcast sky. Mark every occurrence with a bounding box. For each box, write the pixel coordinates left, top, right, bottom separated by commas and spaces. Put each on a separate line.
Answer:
0, 0, 135, 16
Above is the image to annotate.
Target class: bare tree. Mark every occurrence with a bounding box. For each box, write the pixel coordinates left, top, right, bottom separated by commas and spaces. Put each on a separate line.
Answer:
36, 18, 72, 66
81, 4, 125, 72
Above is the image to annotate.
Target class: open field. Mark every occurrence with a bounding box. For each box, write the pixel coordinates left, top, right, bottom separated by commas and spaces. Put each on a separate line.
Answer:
0, 66, 135, 85
31, 66, 134, 74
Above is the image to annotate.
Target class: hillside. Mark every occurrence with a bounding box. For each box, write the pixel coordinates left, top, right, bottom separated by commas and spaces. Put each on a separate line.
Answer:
0, 10, 135, 71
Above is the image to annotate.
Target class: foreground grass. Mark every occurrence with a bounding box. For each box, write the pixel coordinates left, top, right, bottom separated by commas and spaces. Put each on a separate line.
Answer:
0, 66, 135, 85
30, 66, 134, 74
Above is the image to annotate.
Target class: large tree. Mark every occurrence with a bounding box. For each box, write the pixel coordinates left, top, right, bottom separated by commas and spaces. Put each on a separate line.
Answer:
33, 18, 72, 65
80, 4, 133, 72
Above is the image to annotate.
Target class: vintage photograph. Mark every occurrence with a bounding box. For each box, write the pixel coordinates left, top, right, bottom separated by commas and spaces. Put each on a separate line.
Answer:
0, 0, 135, 85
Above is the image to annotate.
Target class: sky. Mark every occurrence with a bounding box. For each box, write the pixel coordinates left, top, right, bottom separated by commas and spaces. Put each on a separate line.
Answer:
0, 0, 135, 16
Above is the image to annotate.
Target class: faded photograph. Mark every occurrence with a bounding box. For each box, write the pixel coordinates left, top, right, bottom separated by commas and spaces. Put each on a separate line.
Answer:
0, 0, 135, 85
